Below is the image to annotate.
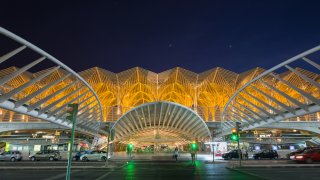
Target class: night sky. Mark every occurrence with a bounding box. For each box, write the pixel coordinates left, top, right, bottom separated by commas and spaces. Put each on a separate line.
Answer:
1, 0, 320, 73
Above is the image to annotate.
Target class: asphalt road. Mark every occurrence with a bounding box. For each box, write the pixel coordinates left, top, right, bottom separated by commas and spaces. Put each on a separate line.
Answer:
1, 160, 319, 180
236, 167, 320, 180
0, 161, 261, 180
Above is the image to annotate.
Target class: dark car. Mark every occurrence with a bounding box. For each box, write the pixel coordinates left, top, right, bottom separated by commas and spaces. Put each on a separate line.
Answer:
253, 150, 278, 159
293, 148, 320, 163
222, 150, 241, 160
287, 147, 318, 159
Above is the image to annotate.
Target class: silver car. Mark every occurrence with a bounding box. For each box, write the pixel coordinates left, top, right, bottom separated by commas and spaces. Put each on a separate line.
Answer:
0, 151, 23, 162
80, 151, 107, 161
29, 150, 61, 161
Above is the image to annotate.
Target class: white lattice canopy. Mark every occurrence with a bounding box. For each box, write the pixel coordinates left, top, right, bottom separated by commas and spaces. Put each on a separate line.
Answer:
112, 101, 211, 144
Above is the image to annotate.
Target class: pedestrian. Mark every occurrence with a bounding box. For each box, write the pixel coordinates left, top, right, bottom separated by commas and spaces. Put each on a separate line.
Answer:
173, 147, 179, 161
126, 145, 132, 159
245, 150, 248, 160
191, 149, 196, 165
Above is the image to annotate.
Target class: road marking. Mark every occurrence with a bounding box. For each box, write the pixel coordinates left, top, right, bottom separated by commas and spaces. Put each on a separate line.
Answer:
95, 171, 113, 180
43, 170, 80, 180
95, 163, 128, 180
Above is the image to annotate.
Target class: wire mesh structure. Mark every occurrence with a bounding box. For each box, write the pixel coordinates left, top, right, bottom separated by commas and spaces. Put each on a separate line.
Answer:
221, 45, 320, 134
0, 27, 104, 136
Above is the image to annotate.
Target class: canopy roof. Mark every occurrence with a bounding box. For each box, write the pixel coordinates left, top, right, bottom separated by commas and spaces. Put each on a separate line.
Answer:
112, 101, 211, 144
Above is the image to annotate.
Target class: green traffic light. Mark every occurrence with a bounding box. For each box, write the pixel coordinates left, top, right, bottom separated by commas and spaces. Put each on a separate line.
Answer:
127, 143, 133, 151
191, 142, 197, 150
231, 134, 238, 141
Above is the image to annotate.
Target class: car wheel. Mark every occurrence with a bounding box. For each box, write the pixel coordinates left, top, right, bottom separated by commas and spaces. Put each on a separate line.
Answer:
10, 157, 16, 162
306, 158, 312, 164
101, 156, 107, 161
82, 157, 88, 161
31, 157, 36, 161
258, 157, 261, 160
49, 157, 54, 161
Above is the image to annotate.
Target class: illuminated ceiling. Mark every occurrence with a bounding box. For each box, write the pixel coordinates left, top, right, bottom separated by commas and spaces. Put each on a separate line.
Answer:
1, 65, 319, 124
79, 65, 320, 123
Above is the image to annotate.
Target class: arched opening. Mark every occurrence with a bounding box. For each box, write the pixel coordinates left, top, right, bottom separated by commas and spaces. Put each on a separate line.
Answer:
110, 101, 211, 153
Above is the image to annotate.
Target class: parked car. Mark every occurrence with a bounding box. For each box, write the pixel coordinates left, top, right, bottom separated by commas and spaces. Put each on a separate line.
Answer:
293, 148, 320, 163
29, 150, 61, 161
80, 150, 107, 161
253, 150, 278, 159
73, 150, 89, 161
222, 149, 241, 160
287, 147, 319, 159
0, 151, 22, 162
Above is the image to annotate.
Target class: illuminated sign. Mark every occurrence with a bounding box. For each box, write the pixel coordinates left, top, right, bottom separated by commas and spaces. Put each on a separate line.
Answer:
42, 135, 55, 139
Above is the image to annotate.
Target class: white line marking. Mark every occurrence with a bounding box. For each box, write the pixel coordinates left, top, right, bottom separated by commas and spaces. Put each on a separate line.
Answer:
95, 171, 113, 180
43, 170, 80, 180
95, 163, 127, 180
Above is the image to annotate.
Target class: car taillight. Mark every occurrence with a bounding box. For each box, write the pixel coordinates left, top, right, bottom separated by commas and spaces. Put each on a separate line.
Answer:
295, 155, 304, 159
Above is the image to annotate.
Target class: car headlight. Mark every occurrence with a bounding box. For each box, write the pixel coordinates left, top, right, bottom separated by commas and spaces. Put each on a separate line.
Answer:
290, 156, 295, 159
295, 156, 304, 159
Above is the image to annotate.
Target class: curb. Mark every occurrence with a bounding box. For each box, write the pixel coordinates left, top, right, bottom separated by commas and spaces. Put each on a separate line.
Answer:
235, 164, 320, 168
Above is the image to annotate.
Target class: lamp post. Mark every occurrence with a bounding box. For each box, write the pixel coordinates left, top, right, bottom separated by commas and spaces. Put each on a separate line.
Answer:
212, 130, 215, 163
105, 122, 111, 167
66, 104, 78, 180
236, 122, 241, 167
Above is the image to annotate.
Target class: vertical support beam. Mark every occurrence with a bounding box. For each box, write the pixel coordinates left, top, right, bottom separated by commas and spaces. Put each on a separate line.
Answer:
66, 104, 78, 180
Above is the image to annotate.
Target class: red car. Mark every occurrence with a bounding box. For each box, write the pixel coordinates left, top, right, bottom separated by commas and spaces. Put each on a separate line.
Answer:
294, 148, 320, 163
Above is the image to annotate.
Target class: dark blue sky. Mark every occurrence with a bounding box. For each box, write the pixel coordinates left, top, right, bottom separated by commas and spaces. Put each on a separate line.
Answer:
1, 0, 320, 73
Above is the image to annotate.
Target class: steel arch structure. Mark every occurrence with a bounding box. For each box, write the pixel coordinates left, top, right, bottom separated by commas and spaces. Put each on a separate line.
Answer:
0, 27, 104, 135
221, 45, 320, 134
111, 101, 211, 144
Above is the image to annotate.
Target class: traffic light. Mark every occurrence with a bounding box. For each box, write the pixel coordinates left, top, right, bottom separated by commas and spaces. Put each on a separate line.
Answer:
127, 143, 133, 152
230, 128, 239, 141
66, 104, 78, 121
191, 141, 198, 151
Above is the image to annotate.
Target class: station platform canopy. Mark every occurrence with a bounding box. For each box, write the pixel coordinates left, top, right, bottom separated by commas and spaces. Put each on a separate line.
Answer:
111, 101, 211, 145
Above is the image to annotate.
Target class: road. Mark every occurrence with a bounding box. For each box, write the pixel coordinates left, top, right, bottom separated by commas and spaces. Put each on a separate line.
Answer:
1, 160, 319, 180
235, 167, 320, 180
0, 161, 261, 180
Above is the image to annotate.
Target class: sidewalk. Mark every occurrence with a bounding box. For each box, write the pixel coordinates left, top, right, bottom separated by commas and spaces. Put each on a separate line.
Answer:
109, 152, 222, 161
